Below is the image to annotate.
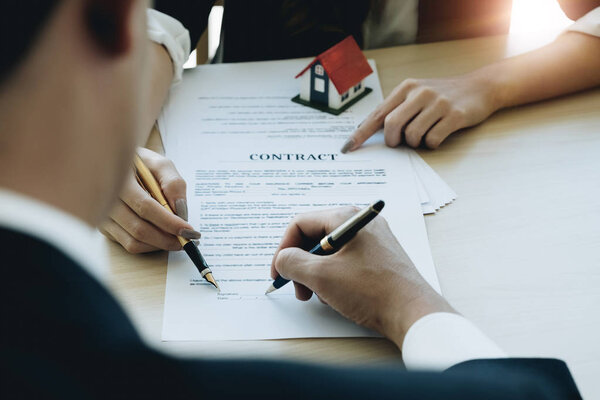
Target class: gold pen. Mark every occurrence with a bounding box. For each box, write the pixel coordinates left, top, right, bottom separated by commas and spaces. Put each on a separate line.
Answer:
133, 154, 219, 290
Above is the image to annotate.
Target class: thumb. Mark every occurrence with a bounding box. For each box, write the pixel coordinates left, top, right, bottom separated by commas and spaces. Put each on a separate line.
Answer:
274, 247, 324, 289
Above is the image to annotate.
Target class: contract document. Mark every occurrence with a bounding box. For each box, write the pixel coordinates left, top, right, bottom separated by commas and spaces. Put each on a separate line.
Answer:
160, 59, 442, 340
159, 59, 455, 214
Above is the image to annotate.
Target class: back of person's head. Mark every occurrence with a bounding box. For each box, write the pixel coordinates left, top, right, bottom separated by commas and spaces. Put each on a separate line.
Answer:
0, 0, 61, 85
0, 0, 149, 86
0, 0, 150, 226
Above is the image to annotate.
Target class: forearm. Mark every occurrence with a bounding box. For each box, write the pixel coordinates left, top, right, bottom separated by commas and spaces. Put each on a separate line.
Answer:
141, 42, 173, 144
482, 31, 600, 111
347, 29, 600, 151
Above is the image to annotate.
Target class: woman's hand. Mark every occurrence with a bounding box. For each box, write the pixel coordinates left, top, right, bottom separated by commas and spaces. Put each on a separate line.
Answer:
271, 207, 455, 347
100, 148, 200, 254
341, 72, 499, 152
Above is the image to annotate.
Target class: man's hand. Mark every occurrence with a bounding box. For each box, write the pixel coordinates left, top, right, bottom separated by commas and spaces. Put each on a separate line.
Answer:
100, 148, 200, 254
341, 73, 498, 152
271, 207, 455, 347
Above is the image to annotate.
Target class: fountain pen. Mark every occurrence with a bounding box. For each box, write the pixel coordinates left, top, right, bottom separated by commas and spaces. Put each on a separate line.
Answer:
265, 200, 385, 294
133, 154, 219, 290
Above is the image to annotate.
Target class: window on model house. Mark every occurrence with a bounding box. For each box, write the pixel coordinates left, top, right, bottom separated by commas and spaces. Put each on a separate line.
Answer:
315, 64, 324, 75
354, 82, 361, 92
341, 91, 349, 101
314, 78, 325, 93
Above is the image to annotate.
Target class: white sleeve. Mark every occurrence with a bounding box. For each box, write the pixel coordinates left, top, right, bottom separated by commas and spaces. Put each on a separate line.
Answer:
401, 312, 507, 370
146, 9, 191, 86
567, 7, 600, 37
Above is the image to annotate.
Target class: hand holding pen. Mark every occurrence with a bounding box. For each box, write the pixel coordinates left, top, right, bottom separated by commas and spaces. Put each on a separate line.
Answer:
269, 204, 453, 345
133, 153, 219, 290
266, 201, 384, 294
100, 148, 201, 254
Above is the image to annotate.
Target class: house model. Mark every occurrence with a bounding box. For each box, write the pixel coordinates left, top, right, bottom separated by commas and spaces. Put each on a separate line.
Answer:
292, 36, 373, 115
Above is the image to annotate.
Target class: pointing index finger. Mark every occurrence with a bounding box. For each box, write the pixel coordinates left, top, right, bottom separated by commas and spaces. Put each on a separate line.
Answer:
340, 111, 383, 153
341, 79, 417, 153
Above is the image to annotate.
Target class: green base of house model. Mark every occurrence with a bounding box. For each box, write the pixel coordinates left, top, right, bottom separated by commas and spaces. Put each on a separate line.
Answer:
291, 87, 373, 116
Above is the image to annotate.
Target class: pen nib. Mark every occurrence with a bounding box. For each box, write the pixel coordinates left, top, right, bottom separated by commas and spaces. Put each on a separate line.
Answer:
265, 284, 277, 295
205, 272, 220, 292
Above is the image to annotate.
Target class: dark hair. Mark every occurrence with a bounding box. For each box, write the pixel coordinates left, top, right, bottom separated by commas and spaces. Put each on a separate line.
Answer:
0, 0, 60, 84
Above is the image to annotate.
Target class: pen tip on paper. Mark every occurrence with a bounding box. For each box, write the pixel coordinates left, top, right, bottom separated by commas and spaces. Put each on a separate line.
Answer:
265, 284, 277, 295
205, 273, 220, 291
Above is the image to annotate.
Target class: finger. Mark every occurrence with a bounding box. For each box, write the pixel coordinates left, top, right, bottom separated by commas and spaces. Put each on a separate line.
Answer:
404, 101, 448, 148
275, 247, 328, 298
109, 201, 182, 251
423, 111, 465, 149
101, 220, 159, 254
138, 148, 188, 220
99, 225, 116, 242
293, 281, 313, 301
270, 207, 359, 278
341, 79, 419, 153
121, 173, 200, 239
383, 88, 434, 148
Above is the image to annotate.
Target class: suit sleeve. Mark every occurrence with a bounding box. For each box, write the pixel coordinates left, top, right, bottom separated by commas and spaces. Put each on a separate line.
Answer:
170, 357, 582, 399
153, 0, 215, 48
446, 358, 582, 399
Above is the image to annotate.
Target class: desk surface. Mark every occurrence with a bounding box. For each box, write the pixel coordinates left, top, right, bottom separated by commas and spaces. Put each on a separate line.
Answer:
108, 34, 600, 398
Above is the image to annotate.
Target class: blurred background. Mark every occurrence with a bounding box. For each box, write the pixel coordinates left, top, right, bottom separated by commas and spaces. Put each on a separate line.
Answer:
183, 0, 574, 68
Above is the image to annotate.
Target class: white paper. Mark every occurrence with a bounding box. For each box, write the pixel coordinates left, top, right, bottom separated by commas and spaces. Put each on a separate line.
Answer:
160, 59, 442, 340
158, 59, 456, 214
409, 152, 457, 214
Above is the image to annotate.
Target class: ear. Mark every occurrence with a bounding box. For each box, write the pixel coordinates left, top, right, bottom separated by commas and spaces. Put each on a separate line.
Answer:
85, 0, 136, 56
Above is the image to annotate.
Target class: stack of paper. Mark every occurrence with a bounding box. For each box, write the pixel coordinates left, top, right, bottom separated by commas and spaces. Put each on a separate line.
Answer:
157, 58, 454, 341
159, 60, 455, 215
410, 153, 456, 214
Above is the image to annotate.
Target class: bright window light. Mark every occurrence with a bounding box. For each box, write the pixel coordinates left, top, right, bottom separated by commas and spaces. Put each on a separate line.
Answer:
183, 5, 224, 68
208, 5, 224, 60
183, 50, 197, 69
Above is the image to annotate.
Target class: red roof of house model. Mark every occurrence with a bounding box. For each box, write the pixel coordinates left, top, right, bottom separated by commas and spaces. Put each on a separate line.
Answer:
295, 36, 373, 95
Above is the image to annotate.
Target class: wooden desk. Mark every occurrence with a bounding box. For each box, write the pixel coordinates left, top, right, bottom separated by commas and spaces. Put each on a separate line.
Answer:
108, 34, 600, 398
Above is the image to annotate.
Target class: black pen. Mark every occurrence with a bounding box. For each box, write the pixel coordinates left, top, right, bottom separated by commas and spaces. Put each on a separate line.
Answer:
134, 155, 219, 291
265, 200, 385, 295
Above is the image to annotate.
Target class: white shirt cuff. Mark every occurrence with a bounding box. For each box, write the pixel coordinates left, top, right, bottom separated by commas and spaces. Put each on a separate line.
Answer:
566, 7, 600, 37
402, 312, 507, 370
147, 9, 191, 86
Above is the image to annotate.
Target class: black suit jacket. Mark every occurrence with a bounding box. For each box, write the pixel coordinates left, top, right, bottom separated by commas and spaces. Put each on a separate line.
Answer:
1, 228, 581, 399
